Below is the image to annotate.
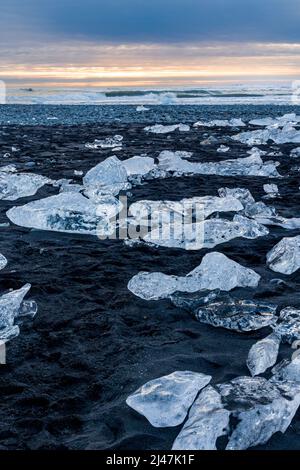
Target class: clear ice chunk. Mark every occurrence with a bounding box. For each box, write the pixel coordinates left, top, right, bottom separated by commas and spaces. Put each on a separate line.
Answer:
193, 119, 245, 127
141, 215, 268, 251
0, 284, 36, 342
172, 386, 230, 450
249, 114, 300, 128
157, 151, 281, 178
127, 252, 261, 300
233, 124, 300, 146
6, 192, 122, 236
85, 135, 123, 149
83, 155, 129, 196
0, 172, 51, 201
144, 124, 190, 134
274, 307, 300, 344
291, 147, 300, 158
123, 156, 156, 177
126, 370, 211, 427
247, 333, 281, 376
0, 254, 7, 271
267, 235, 300, 275
194, 297, 277, 332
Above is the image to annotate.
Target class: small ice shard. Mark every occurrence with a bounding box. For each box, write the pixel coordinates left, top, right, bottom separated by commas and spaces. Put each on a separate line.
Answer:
194, 297, 277, 333
217, 145, 230, 153
291, 147, 300, 158
144, 124, 190, 134
274, 307, 300, 344
74, 170, 83, 176
85, 135, 123, 149
0, 284, 37, 342
0, 172, 51, 201
172, 386, 230, 450
123, 156, 156, 177
129, 195, 243, 223
141, 215, 268, 251
83, 155, 130, 197
126, 371, 211, 427
6, 192, 122, 236
128, 252, 260, 301
136, 105, 149, 112
233, 124, 300, 146
263, 184, 279, 196
247, 333, 281, 376
267, 235, 300, 275
249, 114, 300, 128
193, 119, 245, 128
0, 164, 17, 173
221, 376, 300, 450
0, 254, 7, 271
271, 355, 300, 383
157, 150, 281, 178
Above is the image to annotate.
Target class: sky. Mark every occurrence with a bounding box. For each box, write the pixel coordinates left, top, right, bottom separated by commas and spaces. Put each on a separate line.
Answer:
1, 0, 300, 88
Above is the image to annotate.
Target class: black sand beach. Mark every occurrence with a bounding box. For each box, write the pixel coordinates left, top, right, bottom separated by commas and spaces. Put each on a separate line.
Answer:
0, 105, 300, 450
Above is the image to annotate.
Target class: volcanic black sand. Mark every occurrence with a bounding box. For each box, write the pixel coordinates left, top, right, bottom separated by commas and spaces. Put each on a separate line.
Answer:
0, 105, 300, 450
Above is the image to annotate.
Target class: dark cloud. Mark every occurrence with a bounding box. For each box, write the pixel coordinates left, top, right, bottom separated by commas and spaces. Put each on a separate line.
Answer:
1, 0, 300, 44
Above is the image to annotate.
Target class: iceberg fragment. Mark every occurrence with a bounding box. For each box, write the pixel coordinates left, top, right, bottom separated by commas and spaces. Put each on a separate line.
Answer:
85, 135, 123, 149
0, 172, 51, 201
172, 386, 230, 450
126, 371, 211, 427
222, 376, 300, 450
6, 192, 122, 236
144, 124, 190, 134
233, 124, 300, 146
0, 254, 7, 271
274, 307, 300, 344
267, 235, 300, 274
0, 284, 37, 342
127, 252, 260, 301
249, 114, 300, 128
291, 147, 300, 158
157, 150, 281, 178
193, 119, 245, 128
123, 156, 156, 177
140, 215, 268, 251
83, 156, 130, 197
247, 333, 281, 376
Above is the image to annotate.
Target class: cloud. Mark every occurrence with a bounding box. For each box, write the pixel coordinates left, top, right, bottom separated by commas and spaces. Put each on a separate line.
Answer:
1, 0, 300, 44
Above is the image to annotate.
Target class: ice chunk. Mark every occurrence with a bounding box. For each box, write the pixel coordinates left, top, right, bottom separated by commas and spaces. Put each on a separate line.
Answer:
0, 254, 7, 271
127, 252, 260, 300
141, 215, 268, 251
172, 386, 230, 450
0, 172, 51, 201
136, 105, 149, 112
247, 333, 281, 376
129, 195, 243, 223
144, 124, 190, 134
6, 192, 122, 236
271, 355, 300, 383
126, 371, 211, 427
194, 297, 277, 332
291, 147, 300, 158
267, 235, 300, 275
233, 124, 300, 146
223, 377, 300, 450
157, 150, 281, 178
83, 156, 129, 197
193, 119, 245, 128
249, 114, 300, 128
123, 156, 156, 177
263, 184, 279, 196
217, 145, 230, 153
85, 135, 123, 149
0, 284, 37, 342
274, 307, 300, 344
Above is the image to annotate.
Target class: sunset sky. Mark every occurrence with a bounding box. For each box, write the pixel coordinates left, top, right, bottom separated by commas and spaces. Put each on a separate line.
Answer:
1, 0, 300, 87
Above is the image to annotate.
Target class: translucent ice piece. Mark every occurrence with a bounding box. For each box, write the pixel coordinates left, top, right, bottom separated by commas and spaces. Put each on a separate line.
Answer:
144, 124, 190, 134
267, 235, 300, 275
83, 155, 129, 196
85, 135, 123, 149
126, 370, 211, 427
0, 172, 51, 201
127, 252, 260, 300
172, 386, 230, 450
6, 192, 121, 236
247, 333, 281, 376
